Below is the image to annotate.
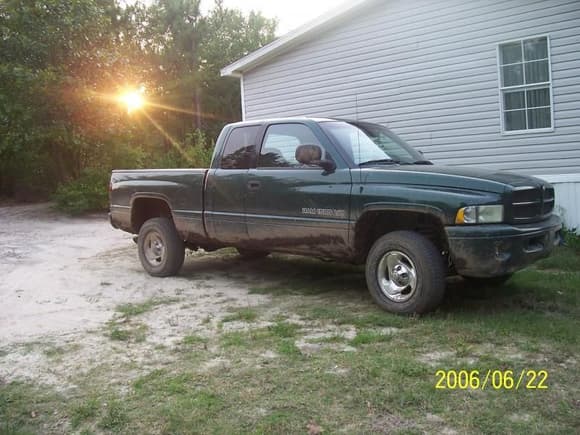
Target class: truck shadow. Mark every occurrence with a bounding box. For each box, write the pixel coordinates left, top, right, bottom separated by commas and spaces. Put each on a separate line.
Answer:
181, 253, 368, 299
180, 252, 527, 313
440, 277, 516, 312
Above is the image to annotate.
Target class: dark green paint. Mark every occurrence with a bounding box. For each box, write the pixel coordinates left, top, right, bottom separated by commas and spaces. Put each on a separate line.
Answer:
110, 118, 562, 277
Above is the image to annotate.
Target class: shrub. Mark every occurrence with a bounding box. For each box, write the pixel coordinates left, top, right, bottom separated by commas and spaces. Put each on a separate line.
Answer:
53, 169, 109, 214
151, 129, 214, 168
563, 228, 580, 254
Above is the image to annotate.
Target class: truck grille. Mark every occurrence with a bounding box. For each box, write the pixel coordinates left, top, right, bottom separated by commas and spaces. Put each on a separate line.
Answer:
511, 186, 555, 222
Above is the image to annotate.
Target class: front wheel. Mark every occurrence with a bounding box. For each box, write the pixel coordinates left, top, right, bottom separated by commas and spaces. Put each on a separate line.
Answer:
365, 231, 446, 314
138, 217, 185, 277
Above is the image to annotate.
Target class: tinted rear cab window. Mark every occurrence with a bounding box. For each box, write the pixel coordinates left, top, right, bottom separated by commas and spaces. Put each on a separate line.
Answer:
221, 126, 260, 169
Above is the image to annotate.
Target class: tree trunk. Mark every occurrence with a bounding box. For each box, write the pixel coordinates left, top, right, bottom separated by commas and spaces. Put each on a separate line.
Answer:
194, 86, 202, 130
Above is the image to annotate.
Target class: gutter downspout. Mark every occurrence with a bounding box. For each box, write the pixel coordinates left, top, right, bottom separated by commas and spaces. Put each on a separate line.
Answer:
240, 74, 246, 121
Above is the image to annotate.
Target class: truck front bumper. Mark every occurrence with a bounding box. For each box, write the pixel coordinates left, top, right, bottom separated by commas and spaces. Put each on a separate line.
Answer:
446, 214, 562, 277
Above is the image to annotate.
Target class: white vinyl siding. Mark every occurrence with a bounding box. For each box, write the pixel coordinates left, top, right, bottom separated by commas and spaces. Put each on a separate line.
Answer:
241, 0, 580, 176
498, 35, 553, 133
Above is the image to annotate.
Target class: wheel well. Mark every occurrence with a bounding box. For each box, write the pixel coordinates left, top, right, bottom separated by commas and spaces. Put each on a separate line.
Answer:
131, 198, 173, 233
354, 210, 447, 262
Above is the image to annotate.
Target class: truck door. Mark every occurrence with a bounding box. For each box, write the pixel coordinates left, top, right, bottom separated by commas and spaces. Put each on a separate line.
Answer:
205, 125, 261, 245
245, 122, 352, 257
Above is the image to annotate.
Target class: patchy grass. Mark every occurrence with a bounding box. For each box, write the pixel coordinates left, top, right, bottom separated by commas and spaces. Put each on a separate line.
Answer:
108, 322, 148, 343
43, 343, 81, 359
222, 307, 259, 323
0, 382, 65, 434
276, 340, 301, 357
181, 334, 208, 346
104, 297, 181, 343
1, 247, 578, 433
70, 397, 100, 428
98, 398, 129, 431
562, 228, 580, 253
535, 245, 580, 272
268, 321, 301, 338
350, 330, 393, 346
115, 297, 181, 318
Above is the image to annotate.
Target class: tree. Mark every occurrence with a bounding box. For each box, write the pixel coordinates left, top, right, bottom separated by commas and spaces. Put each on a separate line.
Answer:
0, 0, 152, 197
0, 0, 277, 208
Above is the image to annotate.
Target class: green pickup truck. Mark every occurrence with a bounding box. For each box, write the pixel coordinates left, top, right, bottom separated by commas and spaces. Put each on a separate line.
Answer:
109, 118, 562, 314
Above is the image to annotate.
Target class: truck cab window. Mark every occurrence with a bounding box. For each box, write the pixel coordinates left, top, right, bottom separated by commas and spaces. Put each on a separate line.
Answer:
220, 126, 260, 169
258, 124, 330, 168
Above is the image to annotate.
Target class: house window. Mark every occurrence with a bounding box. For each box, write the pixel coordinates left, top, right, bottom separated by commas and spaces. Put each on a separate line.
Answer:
498, 36, 553, 133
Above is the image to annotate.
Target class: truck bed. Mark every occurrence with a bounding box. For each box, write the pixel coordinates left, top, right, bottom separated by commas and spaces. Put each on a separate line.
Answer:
109, 169, 208, 241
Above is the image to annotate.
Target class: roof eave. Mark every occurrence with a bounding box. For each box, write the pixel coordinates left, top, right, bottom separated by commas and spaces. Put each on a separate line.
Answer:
220, 0, 372, 77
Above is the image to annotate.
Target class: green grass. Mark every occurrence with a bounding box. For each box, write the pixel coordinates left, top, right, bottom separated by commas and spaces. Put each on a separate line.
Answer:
350, 330, 393, 346
108, 323, 148, 343
105, 297, 181, 343
276, 340, 301, 356
98, 399, 128, 431
268, 321, 301, 338
534, 245, 580, 272
115, 297, 180, 318
1, 247, 578, 434
70, 398, 100, 428
222, 307, 259, 323
43, 343, 81, 359
181, 334, 208, 346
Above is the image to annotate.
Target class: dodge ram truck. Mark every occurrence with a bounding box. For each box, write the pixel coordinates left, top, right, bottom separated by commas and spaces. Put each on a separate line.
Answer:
109, 118, 562, 314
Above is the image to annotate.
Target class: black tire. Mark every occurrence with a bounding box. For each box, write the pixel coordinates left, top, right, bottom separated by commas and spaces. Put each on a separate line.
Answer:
462, 274, 513, 287
236, 248, 270, 260
138, 217, 185, 277
365, 231, 446, 314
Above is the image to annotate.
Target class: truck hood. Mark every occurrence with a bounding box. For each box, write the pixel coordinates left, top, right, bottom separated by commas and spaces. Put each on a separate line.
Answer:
360, 165, 547, 194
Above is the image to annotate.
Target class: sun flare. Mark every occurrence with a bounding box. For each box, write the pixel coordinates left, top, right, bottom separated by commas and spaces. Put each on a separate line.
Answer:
118, 88, 145, 113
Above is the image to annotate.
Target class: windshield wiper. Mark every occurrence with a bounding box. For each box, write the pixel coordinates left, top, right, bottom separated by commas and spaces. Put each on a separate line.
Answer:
412, 160, 433, 165
359, 159, 400, 166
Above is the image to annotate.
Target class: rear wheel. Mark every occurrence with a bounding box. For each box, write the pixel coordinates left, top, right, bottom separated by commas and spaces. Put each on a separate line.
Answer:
138, 217, 184, 277
365, 231, 446, 314
236, 248, 270, 260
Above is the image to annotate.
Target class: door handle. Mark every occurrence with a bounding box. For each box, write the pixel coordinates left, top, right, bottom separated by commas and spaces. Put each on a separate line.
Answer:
247, 180, 261, 191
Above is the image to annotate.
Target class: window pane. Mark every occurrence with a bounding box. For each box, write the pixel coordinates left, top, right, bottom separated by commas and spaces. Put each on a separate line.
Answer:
500, 42, 522, 64
526, 88, 550, 108
259, 124, 322, 168
524, 37, 548, 61
505, 110, 526, 131
502, 64, 523, 86
220, 126, 259, 169
504, 91, 525, 110
525, 60, 549, 84
528, 108, 551, 129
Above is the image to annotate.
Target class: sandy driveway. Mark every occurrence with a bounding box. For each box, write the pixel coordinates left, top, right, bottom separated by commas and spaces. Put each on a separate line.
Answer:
0, 203, 273, 385
0, 203, 135, 344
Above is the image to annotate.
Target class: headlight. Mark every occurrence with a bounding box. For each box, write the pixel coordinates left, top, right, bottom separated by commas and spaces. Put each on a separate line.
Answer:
455, 205, 503, 224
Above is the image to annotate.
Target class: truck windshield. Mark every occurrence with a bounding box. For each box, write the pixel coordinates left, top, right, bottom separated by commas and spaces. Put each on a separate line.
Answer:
320, 121, 424, 166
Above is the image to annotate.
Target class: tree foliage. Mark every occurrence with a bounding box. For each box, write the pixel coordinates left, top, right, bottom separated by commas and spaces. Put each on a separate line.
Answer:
0, 0, 276, 208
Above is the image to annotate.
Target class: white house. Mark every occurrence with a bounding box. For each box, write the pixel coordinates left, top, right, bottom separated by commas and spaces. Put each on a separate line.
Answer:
221, 0, 580, 230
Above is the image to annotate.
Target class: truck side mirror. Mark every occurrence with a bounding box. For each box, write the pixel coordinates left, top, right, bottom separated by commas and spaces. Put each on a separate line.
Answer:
295, 144, 336, 172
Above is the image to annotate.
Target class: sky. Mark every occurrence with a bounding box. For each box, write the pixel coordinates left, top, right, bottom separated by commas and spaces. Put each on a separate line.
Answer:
201, 0, 340, 35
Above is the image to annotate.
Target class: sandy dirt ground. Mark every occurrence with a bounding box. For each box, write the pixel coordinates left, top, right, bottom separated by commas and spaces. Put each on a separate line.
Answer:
0, 203, 280, 387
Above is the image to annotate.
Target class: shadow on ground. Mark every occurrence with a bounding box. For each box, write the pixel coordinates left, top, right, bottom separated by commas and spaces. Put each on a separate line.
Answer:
179, 251, 535, 314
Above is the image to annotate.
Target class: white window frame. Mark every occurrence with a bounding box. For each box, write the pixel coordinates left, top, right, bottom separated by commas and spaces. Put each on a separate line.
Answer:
496, 34, 554, 135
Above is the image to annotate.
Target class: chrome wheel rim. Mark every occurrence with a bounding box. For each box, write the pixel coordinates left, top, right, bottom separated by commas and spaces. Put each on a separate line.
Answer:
143, 231, 166, 266
377, 250, 417, 302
